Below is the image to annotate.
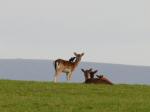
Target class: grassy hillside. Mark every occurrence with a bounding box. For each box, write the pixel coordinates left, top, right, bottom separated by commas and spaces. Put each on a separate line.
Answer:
0, 80, 150, 112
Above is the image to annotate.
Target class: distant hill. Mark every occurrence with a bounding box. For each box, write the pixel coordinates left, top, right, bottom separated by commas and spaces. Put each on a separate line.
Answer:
0, 59, 150, 84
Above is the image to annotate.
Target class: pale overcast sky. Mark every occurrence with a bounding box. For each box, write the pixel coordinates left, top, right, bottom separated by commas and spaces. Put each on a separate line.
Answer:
0, 0, 150, 66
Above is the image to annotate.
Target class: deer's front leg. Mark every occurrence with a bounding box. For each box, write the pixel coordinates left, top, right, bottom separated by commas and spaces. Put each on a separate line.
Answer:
68, 72, 72, 80
66, 73, 70, 81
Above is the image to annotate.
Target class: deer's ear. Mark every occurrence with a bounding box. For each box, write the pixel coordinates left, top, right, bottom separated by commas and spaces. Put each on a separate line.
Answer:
89, 68, 92, 71
93, 70, 98, 74
81, 69, 85, 72
81, 53, 84, 56
74, 52, 78, 56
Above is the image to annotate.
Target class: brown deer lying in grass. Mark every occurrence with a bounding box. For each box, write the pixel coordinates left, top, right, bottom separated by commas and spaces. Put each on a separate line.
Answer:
81, 68, 113, 85
54, 52, 84, 82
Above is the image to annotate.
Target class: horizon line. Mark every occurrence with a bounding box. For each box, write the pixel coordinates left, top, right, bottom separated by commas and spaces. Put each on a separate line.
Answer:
0, 58, 150, 67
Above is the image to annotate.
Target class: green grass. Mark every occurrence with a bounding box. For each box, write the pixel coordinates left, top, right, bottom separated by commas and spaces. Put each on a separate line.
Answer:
0, 80, 150, 112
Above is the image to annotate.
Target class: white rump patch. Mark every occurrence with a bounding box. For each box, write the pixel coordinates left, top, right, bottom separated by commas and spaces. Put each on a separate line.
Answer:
56, 62, 60, 69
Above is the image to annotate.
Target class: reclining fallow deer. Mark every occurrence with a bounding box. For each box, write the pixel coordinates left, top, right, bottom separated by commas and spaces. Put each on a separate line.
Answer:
81, 68, 113, 85
54, 52, 84, 82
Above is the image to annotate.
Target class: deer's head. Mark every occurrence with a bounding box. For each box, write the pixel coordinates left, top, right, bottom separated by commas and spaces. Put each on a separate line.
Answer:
90, 70, 98, 79
96, 75, 104, 79
81, 68, 92, 81
74, 52, 84, 62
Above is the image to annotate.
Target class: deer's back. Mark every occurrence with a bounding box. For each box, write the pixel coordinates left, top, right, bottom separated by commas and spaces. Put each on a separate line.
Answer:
55, 59, 76, 70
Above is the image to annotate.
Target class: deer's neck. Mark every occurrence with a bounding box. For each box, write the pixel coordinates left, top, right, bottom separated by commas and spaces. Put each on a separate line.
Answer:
69, 58, 80, 71
74, 58, 81, 66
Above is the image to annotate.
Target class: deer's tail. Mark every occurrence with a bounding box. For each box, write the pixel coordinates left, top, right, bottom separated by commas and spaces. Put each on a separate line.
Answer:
54, 60, 59, 70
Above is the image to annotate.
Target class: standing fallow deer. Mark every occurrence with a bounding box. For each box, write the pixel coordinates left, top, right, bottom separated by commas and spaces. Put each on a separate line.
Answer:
54, 52, 84, 82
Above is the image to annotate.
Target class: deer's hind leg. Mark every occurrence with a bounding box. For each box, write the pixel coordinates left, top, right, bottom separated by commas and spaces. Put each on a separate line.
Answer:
66, 73, 69, 81
54, 72, 58, 83
66, 72, 72, 82
54, 70, 62, 83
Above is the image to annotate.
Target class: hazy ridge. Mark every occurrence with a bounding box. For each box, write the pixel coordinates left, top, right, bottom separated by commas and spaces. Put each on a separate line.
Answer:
0, 59, 150, 84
